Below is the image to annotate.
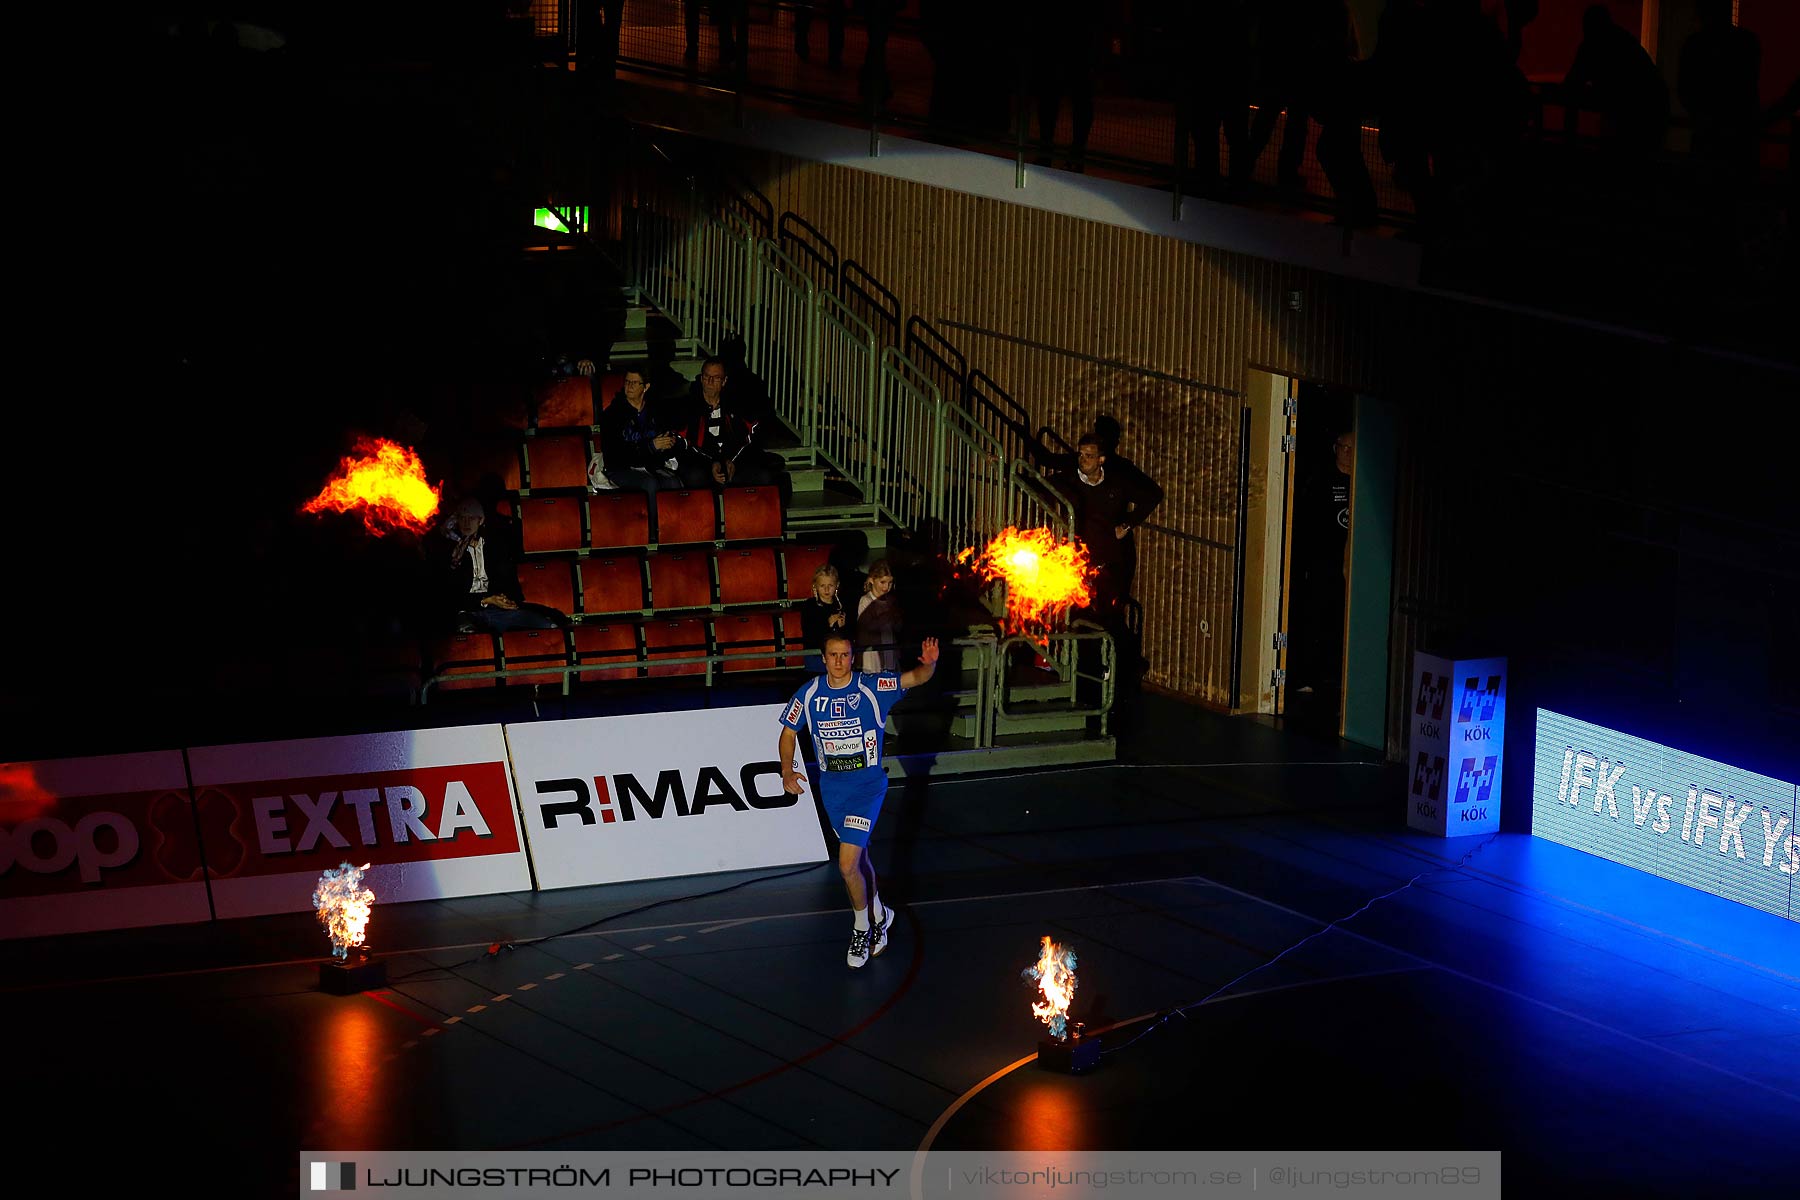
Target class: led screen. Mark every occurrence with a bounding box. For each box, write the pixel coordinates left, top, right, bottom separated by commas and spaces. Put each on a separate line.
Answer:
1533, 710, 1797, 921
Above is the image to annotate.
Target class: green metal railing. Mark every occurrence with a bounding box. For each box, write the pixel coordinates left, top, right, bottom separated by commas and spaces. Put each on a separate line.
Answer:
815, 291, 881, 496
627, 190, 1072, 555
996, 624, 1116, 739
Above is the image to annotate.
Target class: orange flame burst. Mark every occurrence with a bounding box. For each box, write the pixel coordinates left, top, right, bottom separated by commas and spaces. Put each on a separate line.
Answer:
313, 862, 376, 960
1022, 935, 1079, 1040
957, 526, 1093, 635
302, 438, 441, 536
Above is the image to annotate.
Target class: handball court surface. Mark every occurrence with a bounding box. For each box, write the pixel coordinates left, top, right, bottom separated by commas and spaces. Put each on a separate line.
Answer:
7, 696, 1797, 1198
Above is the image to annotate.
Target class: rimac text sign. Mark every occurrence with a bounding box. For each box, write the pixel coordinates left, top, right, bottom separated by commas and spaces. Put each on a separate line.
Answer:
506, 706, 829, 889
1532, 710, 1797, 922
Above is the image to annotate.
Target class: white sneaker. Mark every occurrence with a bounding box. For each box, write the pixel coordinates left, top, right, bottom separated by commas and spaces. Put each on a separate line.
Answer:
870, 905, 895, 958
846, 926, 873, 969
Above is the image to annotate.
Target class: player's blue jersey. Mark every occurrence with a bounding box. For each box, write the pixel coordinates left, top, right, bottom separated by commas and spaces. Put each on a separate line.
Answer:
779, 671, 906, 775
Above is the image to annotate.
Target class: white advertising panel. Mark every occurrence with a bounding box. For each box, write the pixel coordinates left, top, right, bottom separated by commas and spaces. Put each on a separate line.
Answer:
505, 705, 829, 889
1, 750, 212, 938
187, 725, 533, 920
1533, 709, 1797, 922
1407, 655, 1506, 836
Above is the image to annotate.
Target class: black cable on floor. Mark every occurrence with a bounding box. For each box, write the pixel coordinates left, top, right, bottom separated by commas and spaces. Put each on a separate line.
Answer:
383, 861, 830, 983
1099, 832, 1501, 1058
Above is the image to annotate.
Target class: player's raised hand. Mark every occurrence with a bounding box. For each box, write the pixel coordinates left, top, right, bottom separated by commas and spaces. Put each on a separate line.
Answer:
918, 637, 940, 666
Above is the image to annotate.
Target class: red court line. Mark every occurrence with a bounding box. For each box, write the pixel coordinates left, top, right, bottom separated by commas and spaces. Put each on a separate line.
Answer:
510, 910, 928, 1146
362, 988, 442, 1028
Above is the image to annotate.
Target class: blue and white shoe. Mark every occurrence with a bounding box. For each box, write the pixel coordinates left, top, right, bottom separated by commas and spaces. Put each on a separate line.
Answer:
871, 905, 895, 958
846, 926, 873, 969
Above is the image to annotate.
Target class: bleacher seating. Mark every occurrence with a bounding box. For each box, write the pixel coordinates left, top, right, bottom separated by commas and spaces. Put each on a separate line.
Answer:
644, 619, 708, 677
777, 611, 809, 667
518, 560, 577, 615
520, 496, 584, 553
717, 547, 779, 606
534, 376, 595, 428
720, 486, 781, 540
431, 633, 501, 690
717, 614, 778, 672
589, 493, 650, 550
783, 543, 831, 599
648, 552, 712, 611
572, 622, 640, 682
522, 433, 590, 491
419, 369, 853, 699
579, 555, 646, 616
655, 489, 717, 546
502, 628, 569, 687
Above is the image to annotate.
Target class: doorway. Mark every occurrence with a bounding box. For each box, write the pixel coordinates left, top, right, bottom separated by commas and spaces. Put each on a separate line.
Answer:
1238, 372, 1392, 747
1283, 382, 1356, 734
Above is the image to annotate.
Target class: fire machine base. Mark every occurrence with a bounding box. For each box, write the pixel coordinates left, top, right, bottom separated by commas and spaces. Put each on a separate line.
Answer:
1036, 1035, 1101, 1074
319, 954, 386, 995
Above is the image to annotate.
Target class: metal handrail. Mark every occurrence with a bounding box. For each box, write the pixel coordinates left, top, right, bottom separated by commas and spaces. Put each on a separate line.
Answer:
993, 625, 1116, 736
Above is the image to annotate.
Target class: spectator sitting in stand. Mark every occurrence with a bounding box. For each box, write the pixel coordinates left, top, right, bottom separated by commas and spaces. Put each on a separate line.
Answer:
436, 496, 560, 633
799, 562, 848, 672
676, 357, 782, 488
597, 367, 683, 493
856, 559, 902, 673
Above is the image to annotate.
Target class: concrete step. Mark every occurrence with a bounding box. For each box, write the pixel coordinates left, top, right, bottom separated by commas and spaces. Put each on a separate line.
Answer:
943, 681, 1074, 706
925, 703, 1090, 740
881, 733, 1115, 779
788, 466, 830, 494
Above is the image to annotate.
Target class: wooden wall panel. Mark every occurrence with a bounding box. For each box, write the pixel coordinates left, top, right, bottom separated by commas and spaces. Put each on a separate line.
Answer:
679, 140, 1792, 752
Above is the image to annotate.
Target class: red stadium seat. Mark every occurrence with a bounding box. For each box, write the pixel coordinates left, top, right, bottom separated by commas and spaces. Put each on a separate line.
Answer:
524, 433, 590, 490
501, 629, 569, 688
717, 614, 778, 672
716, 547, 779, 606
588, 492, 650, 550
783, 543, 833, 600
720, 486, 782, 541
535, 377, 595, 428
517, 560, 576, 616
655, 489, 718, 546
501, 446, 525, 492
776, 610, 809, 667
595, 371, 625, 414
572, 623, 639, 683
579, 556, 645, 616
430, 633, 500, 692
644, 618, 709, 677
520, 496, 583, 553
648, 552, 712, 611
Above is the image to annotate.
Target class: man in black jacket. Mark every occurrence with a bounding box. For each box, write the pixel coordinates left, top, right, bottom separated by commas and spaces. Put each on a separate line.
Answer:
675, 358, 782, 488
436, 497, 558, 633
1054, 431, 1160, 619
1035, 415, 1163, 609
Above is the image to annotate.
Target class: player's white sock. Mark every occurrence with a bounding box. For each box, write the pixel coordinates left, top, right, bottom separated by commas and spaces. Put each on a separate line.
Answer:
870, 892, 885, 923
853, 906, 870, 931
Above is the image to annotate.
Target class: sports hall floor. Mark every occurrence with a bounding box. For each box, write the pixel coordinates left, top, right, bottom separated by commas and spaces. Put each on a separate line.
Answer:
7, 696, 1796, 1197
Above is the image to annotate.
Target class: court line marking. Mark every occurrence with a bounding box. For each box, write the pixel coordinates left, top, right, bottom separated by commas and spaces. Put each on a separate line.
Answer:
909, 964, 1432, 1197
1161, 873, 1800, 1105
19, 879, 1196, 993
